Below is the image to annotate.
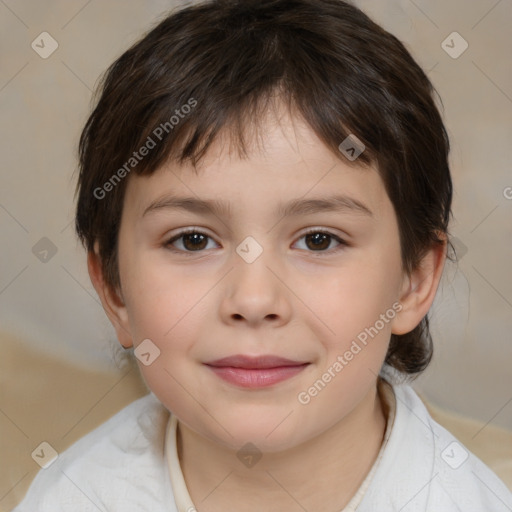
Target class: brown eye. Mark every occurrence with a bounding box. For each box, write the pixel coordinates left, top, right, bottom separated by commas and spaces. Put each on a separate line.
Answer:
181, 232, 208, 251
294, 230, 348, 253
165, 230, 217, 253
304, 232, 331, 251
165, 228, 348, 256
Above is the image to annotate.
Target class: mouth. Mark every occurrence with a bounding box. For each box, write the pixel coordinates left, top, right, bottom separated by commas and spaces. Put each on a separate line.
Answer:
204, 355, 310, 388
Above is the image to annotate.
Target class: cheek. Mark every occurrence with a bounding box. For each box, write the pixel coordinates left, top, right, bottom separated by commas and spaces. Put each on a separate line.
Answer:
120, 247, 197, 337
122, 266, 207, 413
316, 255, 401, 340
296, 260, 400, 422
121, 251, 210, 357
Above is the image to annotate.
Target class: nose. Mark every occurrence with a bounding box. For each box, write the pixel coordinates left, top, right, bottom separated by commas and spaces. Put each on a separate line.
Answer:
219, 246, 292, 328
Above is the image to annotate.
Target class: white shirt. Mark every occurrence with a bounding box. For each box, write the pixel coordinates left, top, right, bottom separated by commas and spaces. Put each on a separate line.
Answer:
13, 379, 512, 511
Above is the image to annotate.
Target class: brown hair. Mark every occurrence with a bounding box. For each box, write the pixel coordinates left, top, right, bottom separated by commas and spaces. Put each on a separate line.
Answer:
75, 0, 454, 377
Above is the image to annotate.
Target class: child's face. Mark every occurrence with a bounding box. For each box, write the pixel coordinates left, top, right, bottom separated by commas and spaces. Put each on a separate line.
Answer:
113, 109, 409, 452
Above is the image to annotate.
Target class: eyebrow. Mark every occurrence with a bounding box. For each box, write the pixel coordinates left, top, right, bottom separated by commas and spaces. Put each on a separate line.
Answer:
142, 194, 373, 219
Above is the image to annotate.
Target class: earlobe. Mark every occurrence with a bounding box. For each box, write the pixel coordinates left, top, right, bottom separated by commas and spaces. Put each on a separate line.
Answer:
87, 246, 134, 349
391, 236, 447, 336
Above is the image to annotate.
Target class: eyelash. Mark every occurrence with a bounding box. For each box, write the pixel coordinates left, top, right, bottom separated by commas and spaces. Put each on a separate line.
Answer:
164, 228, 349, 256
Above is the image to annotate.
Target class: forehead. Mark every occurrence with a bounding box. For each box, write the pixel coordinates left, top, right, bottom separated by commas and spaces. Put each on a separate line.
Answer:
123, 109, 390, 222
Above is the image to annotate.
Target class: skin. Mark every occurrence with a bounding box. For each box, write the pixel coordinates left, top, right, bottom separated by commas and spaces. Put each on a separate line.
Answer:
88, 104, 447, 512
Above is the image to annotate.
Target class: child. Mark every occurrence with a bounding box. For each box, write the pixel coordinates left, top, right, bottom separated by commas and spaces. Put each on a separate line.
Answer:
14, 0, 512, 510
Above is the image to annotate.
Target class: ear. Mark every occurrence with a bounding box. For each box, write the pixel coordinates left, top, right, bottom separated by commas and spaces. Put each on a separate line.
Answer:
391, 234, 447, 335
87, 243, 133, 349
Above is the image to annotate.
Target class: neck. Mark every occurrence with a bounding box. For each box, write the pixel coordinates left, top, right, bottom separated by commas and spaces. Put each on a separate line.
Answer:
177, 380, 388, 512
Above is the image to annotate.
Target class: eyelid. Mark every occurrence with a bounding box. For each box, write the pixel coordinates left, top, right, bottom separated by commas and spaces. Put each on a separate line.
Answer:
165, 226, 215, 240
294, 227, 349, 252
298, 226, 348, 238
164, 226, 349, 255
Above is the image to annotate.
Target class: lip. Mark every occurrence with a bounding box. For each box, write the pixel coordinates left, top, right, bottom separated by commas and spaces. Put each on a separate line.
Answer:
206, 355, 308, 369
204, 355, 310, 388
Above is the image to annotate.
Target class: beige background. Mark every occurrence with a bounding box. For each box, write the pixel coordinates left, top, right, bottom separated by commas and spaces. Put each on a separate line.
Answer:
1, 0, 511, 509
